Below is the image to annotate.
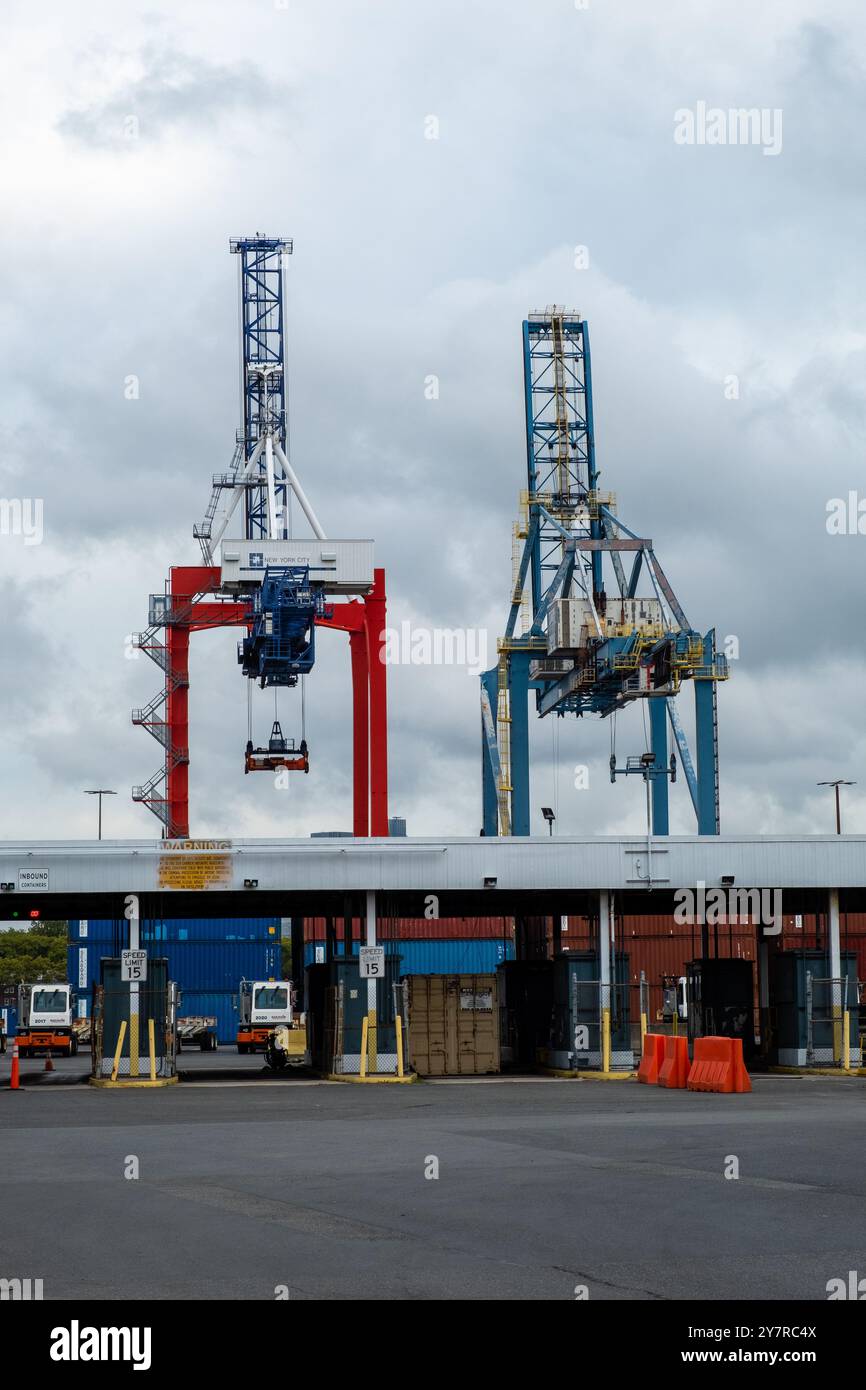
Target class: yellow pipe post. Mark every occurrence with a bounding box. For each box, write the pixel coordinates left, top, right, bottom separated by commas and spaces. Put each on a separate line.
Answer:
111, 1020, 128, 1083
359, 1016, 369, 1079
640, 1010, 647, 1049
367, 1009, 377, 1076
395, 1016, 404, 1078
843, 1011, 850, 1072
148, 1018, 156, 1082
601, 1008, 611, 1075
129, 1003, 139, 1079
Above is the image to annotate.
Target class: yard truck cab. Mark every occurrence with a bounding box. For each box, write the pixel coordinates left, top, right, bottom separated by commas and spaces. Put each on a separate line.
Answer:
17, 982, 78, 1057
237, 979, 293, 1054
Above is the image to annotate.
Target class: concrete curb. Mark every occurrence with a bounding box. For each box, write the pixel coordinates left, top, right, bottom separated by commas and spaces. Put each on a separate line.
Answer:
88, 1076, 180, 1089
325, 1072, 418, 1084
536, 1066, 636, 1081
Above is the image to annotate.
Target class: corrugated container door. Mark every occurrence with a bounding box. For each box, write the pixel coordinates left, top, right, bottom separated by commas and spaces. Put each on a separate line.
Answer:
407, 976, 448, 1077
454, 975, 499, 1074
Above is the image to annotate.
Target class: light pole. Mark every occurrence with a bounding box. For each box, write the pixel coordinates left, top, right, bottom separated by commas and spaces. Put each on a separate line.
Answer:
84, 789, 117, 840
541, 806, 556, 837
817, 780, 855, 835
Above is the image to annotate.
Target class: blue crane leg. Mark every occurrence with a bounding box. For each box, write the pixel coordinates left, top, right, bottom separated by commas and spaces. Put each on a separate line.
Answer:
480, 667, 499, 836
509, 651, 532, 836
649, 696, 670, 835
695, 632, 720, 834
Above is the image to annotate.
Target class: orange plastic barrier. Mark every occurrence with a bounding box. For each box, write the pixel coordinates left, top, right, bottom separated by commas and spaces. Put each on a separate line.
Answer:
637, 1032, 666, 1085
687, 1036, 751, 1094
657, 1034, 691, 1088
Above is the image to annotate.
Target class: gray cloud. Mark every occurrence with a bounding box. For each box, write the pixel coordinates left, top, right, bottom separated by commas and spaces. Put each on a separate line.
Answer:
57, 42, 283, 147
1, 0, 865, 839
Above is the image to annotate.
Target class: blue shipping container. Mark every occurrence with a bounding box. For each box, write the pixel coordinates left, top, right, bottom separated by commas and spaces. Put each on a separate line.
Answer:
69, 918, 283, 944
68, 940, 283, 1006
304, 938, 514, 975
175, 991, 239, 1045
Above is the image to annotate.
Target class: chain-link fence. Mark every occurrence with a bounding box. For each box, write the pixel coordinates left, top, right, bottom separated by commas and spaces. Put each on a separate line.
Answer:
543, 977, 633, 1071
321, 978, 406, 1076
805, 974, 861, 1067
91, 983, 178, 1080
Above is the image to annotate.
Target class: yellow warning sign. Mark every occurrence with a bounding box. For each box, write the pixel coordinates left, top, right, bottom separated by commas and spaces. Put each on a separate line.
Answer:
158, 840, 232, 891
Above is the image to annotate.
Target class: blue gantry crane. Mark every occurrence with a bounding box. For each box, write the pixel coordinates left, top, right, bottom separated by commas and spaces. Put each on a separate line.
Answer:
480, 307, 728, 837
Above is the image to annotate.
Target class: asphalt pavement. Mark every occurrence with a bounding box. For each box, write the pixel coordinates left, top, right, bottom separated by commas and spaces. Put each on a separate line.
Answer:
1, 1069, 864, 1300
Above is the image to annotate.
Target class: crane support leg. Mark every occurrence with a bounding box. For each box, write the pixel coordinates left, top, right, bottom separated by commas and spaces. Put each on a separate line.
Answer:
648, 697, 669, 835
480, 668, 500, 836
694, 631, 720, 834
349, 630, 369, 837
509, 650, 531, 835
365, 568, 389, 836
166, 622, 190, 839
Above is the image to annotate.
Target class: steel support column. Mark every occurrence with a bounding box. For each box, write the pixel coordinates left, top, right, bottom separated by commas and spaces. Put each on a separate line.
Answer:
509, 650, 532, 835
649, 697, 669, 835
364, 569, 389, 836
694, 632, 720, 834
349, 630, 370, 837
480, 667, 499, 836
165, 621, 190, 839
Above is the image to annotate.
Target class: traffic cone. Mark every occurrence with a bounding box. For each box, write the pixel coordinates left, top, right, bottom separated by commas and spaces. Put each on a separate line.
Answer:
44, 1052, 54, 1073
10, 1039, 20, 1090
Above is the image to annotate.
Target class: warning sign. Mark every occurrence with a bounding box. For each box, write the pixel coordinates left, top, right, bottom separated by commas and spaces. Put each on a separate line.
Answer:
158, 840, 233, 891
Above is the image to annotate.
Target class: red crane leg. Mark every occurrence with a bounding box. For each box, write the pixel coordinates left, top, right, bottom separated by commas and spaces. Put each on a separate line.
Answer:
166, 621, 190, 839
365, 568, 389, 836
349, 629, 369, 836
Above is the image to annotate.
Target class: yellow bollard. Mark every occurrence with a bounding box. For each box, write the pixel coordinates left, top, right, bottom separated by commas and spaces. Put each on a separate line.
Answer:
640, 1010, 648, 1049
359, 1016, 369, 1079
129, 1008, 139, 1079
367, 1009, 377, 1076
395, 1016, 404, 1078
843, 1011, 850, 1072
148, 1018, 156, 1082
601, 1008, 611, 1074
832, 1003, 842, 1066
111, 1020, 128, 1082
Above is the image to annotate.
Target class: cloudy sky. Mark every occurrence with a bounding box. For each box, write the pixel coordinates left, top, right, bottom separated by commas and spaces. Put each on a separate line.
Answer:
1, 0, 864, 841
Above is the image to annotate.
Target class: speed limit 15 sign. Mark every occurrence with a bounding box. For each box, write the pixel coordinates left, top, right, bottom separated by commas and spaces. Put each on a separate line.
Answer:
359, 946, 385, 979
121, 950, 147, 982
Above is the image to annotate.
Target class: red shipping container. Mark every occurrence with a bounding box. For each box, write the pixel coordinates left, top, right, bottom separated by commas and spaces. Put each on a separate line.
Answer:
303, 916, 514, 942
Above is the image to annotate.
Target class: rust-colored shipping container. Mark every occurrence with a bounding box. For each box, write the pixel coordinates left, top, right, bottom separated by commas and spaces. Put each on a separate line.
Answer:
406, 974, 499, 1076
303, 916, 514, 942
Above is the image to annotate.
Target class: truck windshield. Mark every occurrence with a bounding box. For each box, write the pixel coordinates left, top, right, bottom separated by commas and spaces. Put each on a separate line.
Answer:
254, 986, 288, 1011
32, 989, 68, 1011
